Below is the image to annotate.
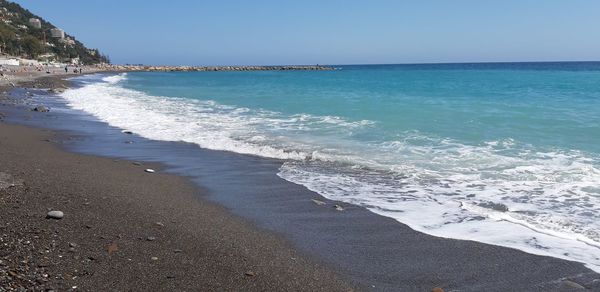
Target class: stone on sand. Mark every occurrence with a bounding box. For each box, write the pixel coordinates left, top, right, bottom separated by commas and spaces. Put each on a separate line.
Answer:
311, 199, 326, 206
32, 106, 49, 112
46, 210, 64, 219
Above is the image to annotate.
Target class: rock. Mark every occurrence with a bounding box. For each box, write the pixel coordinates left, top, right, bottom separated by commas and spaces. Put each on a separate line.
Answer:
478, 201, 509, 212
69, 242, 78, 248
244, 271, 256, 277
46, 210, 64, 219
562, 280, 586, 290
146, 236, 156, 241
432, 288, 444, 292
49, 87, 66, 94
333, 204, 344, 211
132, 162, 143, 166
150, 256, 158, 261
121, 130, 133, 135
173, 249, 183, 253
311, 199, 326, 206
32, 105, 50, 112
145, 169, 155, 173
155, 222, 164, 227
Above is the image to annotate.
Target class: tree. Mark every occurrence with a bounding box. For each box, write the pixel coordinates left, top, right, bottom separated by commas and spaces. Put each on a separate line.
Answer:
0, 25, 17, 55
21, 35, 42, 58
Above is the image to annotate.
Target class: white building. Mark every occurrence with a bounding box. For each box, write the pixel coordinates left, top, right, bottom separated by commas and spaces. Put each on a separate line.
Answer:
50, 28, 64, 39
28, 18, 41, 29
29, 18, 41, 29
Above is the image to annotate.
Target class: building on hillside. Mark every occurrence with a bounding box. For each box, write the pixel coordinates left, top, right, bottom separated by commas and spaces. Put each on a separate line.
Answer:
28, 18, 41, 29
60, 37, 75, 46
50, 28, 64, 39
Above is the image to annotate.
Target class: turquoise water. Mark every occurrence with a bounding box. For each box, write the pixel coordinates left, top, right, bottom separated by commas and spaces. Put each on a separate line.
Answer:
63, 63, 600, 271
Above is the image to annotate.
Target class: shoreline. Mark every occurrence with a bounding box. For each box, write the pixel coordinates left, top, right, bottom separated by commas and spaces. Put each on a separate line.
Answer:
2, 72, 600, 291
0, 75, 355, 290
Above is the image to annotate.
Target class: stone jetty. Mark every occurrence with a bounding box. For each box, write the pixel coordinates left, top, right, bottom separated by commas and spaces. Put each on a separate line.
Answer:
94, 64, 335, 72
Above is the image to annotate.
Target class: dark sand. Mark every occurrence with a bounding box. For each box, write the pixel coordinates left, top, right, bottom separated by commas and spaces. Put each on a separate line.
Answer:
1, 73, 600, 292
0, 123, 354, 291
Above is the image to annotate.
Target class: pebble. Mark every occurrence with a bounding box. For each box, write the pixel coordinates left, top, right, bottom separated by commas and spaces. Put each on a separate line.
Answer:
146, 236, 156, 241
32, 105, 50, 112
46, 210, 64, 219
244, 271, 256, 277
562, 280, 586, 290
311, 199, 326, 206
333, 204, 344, 211
121, 130, 133, 135
132, 162, 143, 166
144, 169, 155, 173
173, 249, 183, 253
155, 222, 164, 227
150, 256, 159, 261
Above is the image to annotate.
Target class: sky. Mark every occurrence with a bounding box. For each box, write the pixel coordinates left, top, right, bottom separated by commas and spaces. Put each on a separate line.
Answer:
12, 0, 600, 65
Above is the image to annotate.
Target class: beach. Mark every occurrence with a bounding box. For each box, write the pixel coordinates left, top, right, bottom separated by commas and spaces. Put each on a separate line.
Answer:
1, 69, 600, 291
0, 105, 353, 290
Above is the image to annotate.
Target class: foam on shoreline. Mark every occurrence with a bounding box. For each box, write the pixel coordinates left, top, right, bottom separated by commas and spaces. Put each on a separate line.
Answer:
60, 73, 600, 272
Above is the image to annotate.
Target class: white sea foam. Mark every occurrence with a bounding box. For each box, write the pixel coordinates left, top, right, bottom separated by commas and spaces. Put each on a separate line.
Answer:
62, 74, 600, 272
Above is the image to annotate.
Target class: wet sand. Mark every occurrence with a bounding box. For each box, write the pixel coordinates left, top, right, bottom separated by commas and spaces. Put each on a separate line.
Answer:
0, 122, 354, 291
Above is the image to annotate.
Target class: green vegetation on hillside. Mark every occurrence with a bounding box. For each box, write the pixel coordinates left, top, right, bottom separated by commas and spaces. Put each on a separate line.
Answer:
0, 0, 109, 64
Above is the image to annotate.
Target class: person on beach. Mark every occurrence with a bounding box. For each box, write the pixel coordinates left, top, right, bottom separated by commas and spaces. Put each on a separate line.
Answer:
64, 66, 68, 73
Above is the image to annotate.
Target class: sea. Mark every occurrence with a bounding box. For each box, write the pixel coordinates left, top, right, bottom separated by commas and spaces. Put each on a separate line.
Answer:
60, 62, 600, 272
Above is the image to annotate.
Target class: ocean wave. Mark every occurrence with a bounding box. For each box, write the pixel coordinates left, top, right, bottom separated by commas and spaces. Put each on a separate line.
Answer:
62, 73, 600, 272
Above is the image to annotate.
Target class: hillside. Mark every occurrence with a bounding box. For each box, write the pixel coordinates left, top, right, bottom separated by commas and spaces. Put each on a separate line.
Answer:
0, 0, 109, 64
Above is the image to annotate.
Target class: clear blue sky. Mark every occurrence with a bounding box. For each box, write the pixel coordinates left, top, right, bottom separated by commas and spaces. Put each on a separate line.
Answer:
12, 0, 600, 65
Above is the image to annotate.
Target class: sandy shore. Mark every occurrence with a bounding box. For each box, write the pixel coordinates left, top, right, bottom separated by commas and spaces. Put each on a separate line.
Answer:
0, 69, 356, 291
1, 71, 600, 291
0, 124, 354, 291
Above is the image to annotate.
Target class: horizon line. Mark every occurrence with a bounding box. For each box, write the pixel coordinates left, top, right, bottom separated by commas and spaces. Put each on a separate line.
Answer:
116, 60, 600, 67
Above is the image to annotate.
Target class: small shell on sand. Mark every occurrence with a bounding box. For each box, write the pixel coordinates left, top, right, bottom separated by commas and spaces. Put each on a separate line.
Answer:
145, 169, 155, 173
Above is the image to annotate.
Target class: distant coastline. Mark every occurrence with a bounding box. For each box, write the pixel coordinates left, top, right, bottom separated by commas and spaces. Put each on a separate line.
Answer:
96, 64, 335, 72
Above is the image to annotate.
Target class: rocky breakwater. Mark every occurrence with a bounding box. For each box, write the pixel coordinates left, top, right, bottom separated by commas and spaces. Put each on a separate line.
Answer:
94, 64, 335, 72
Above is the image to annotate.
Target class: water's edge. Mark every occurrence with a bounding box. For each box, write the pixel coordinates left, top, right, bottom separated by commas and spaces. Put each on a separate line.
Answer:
2, 77, 599, 291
